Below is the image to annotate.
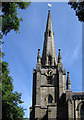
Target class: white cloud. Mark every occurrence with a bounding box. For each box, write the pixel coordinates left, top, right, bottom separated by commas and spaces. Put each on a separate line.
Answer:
63, 42, 81, 67
72, 45, 80, 60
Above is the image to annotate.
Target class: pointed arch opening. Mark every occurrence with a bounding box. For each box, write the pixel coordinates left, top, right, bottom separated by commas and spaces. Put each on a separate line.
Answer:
45, 94, 53, 104
48, 94, 53, 104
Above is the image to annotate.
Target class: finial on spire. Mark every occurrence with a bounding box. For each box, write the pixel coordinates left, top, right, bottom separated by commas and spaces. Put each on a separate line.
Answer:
37, 49, 41, 63
48, 10, 50, 15
66, 72, 71, 90
58, 49, 61, 63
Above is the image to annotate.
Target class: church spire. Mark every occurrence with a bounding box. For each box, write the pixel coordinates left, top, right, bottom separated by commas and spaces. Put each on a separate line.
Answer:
42, 10, 57, 66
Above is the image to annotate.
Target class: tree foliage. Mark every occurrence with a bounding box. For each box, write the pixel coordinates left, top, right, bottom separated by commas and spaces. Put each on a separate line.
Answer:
68, 2, 84, 22
2, 61, 25, 120
1, 2, 31, 119
2, 2, 31, 35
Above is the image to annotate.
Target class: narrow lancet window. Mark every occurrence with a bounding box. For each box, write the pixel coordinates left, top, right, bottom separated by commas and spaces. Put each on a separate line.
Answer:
48, 95, 53, 103
49, 30, 51, 37
48, 55, 52, 65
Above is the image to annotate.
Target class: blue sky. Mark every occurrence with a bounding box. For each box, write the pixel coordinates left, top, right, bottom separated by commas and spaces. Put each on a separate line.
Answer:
2, 2, 82, 118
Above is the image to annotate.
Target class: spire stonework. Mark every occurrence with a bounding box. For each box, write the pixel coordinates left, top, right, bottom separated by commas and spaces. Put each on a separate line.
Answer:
42, 10, 57, 66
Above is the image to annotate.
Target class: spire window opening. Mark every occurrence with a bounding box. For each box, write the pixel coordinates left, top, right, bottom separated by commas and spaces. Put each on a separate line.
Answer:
48, 55, 52, 66
49, 30, 51, 37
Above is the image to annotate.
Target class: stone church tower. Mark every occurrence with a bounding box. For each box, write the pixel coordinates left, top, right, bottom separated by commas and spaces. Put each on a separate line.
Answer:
30, 10, 84, 120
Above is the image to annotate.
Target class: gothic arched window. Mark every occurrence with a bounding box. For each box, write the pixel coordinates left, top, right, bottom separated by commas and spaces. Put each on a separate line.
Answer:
48, 94, 53, 103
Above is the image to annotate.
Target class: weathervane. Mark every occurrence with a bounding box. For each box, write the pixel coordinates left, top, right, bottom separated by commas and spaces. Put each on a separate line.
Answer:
48, 3, 52, 10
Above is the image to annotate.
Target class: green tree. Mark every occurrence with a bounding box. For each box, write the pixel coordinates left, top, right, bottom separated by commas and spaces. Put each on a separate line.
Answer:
2, 2, 31, 35
2, 61, 25, 120
68, 2, 84, 22
1, 2, 31, 119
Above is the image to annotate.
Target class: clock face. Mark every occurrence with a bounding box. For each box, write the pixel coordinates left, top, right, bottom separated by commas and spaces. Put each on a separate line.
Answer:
45, 69, 53, 77
45, 69, 53, 84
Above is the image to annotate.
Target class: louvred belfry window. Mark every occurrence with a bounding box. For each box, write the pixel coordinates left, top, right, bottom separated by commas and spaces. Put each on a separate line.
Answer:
47, 76, 52, 84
